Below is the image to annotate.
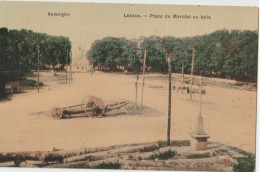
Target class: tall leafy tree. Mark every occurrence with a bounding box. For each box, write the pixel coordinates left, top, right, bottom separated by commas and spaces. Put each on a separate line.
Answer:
140, 38, 166, 72
87, 30, 258, 82
0, 27, 71, 97
88, 37, 130, 71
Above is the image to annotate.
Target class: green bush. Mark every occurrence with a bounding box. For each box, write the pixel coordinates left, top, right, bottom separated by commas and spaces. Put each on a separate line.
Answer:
233, 156, 255, 172
157, 140, 167, 148
148, 150, 176, 160
20, 79, 37, 87
148, 154, 157, 160
94, 162, 120, 169
158, 150, 176, 160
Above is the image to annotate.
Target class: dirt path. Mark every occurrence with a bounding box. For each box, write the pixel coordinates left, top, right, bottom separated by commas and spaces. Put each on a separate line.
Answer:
0, 71, 256, 154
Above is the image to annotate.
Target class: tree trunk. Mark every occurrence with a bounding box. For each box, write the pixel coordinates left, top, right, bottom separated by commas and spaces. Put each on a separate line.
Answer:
63, 144, 159, 164
0, 77, 6, 97
0, 151, 63, 164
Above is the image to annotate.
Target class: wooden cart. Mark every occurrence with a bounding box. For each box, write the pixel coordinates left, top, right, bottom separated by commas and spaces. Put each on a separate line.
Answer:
51, 96, 128, 119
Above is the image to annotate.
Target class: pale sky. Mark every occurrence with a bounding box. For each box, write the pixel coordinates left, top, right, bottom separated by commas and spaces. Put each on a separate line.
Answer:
0, 1, 258, 58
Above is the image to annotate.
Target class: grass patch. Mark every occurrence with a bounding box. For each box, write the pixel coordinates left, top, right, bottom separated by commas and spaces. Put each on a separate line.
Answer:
157, 140, 191, 147
94, 162, 120, 169
148, 150, 176, 160
20, 79, 37, 87
172, 140, 191, 147
20, 78, 43, 87
157, 140, 167, 148
233, 156, 255, 172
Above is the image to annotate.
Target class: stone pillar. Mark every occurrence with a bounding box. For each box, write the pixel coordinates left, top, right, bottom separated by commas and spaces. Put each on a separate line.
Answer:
189, 77, 210, 151
190, 116, 210, 151
196, 115, 205, 135
191, 133, 210, 151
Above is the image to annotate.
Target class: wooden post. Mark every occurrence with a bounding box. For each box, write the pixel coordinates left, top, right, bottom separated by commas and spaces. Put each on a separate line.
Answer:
167, 54, 172, 146
69, 50, 72, 83
182, 62, 184, 93
182, 63, 184, 81
135, 74, 139, 108
37, 50, 40, 93
190, 49, 195, 100
66, 49, 68, 84
141, 49, 147, 109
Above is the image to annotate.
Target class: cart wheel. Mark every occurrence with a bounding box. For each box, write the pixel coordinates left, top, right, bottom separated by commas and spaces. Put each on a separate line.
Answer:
81, 96, 105, 117
84, 108, 92, 117
81, 96, 90, 105
51, 107, 63, 119
83, 103, 92, 117
81, 97, 92, 117
92, 107, 100, 117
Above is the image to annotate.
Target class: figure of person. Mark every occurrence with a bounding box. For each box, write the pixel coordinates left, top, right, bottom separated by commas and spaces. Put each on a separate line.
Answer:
90, 65, 94, 76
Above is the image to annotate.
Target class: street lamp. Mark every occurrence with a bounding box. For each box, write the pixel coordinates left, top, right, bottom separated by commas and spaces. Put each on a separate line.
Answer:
36, 45, 40, 93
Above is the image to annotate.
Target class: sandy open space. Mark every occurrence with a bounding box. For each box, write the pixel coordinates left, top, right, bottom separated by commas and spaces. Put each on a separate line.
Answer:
0, 71, 256, 154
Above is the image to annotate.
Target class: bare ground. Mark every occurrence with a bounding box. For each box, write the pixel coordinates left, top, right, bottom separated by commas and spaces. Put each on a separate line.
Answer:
0, 71, 256, 156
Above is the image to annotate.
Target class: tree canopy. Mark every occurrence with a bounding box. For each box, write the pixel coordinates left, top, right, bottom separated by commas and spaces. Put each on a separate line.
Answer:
88, 29, 258, 82
0, 27, 71, 97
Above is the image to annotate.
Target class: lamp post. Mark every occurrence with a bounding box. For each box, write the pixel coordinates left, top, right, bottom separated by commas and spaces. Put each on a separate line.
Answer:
36, 45, 40, 93
66, 49, 68, 84
182, 62, 184, 94
190, 48, 195, 100
69, 50, 72, 83
141, 49, 147, 109
157, 42, 176, 147
167, 53, 172, 146
135, 74, 139, 108
37, 50, 40, 93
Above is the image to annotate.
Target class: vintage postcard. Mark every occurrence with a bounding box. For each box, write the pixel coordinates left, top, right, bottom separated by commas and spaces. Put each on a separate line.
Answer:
0, 1, 258, 171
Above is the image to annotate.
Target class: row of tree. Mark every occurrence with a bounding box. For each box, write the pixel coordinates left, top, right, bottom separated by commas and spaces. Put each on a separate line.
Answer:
87, 29, 258, 82
0, 27, 71, 97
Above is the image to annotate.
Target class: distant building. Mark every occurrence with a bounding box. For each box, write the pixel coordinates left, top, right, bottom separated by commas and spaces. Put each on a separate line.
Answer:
72, 54, 91, 72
